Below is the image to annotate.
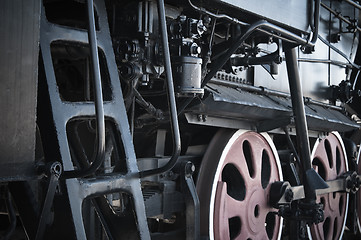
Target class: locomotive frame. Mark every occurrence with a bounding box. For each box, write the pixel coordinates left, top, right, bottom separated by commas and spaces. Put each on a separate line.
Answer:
2, 0, 361, 239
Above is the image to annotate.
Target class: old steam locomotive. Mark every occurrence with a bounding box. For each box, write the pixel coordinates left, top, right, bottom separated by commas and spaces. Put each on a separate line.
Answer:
3, 0, 361, 239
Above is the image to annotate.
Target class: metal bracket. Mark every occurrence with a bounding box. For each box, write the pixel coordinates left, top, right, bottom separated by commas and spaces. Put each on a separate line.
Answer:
269, 171, 361, 227
270, 183, 323, 225
271, 171, 361, 206
278, 201, 324, 225
35, 161, 62, 240
257, 117, 292, 132
174, 161, 200, 240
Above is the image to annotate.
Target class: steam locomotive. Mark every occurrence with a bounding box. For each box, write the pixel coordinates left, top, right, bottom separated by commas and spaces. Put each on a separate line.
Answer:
2, 0, 361, 239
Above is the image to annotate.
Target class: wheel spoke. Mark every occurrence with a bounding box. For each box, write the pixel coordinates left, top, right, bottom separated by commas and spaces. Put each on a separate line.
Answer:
215, 181, 246, 219
328, 144, 338, 179
323, 197, 332, 218
237, 213, 251, 240
248, 140, 263, 181
257, 227, 270, 240
333, 193, 345, 218
236, 220, 268, 240
223, 140, 256, 189
265, 152, 280, 189
335, 215, 344, 237
313, 146, 330, 179
316, 223, 325, 240
327, 215, 335, 240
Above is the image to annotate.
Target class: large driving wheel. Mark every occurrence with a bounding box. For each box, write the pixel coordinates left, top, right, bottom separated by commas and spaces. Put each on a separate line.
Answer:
309, 132, 349, 240
357, 146, 361, 233
197, 129, 283, 240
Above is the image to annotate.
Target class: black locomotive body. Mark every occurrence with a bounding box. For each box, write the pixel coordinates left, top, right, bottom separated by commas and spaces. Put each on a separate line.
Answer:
2, 0, 361, 239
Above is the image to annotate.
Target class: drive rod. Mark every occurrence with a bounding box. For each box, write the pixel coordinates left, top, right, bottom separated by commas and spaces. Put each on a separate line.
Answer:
285, 47, 316, 202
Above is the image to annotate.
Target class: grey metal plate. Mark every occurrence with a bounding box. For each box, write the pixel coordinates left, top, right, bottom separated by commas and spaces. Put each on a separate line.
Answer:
0, 0, 40, 181
254, 1, 359, 103
216, 0, 311, 32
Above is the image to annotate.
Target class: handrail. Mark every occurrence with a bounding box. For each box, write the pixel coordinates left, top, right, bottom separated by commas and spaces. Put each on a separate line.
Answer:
63, 0, 105, 179
138, 0, 181, 178
309, 0, 320, 45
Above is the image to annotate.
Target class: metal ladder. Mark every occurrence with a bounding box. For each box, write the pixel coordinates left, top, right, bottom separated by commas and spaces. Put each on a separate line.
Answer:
39, 0, 150, 238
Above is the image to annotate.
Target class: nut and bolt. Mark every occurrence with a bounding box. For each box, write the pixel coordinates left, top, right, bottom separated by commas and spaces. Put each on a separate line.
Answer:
284, 188, 294, 202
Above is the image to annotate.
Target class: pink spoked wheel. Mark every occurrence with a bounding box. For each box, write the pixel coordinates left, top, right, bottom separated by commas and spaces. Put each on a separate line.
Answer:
357, 147, 361, 232
197, 130, 283, 240
309, 132, 349, 240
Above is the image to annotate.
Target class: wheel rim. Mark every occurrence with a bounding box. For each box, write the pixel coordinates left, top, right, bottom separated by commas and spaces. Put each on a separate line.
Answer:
309, 132, 349, 240
197, 130, 283, 240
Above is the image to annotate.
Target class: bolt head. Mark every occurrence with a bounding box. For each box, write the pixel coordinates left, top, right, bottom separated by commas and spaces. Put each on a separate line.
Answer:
185, 162, 195, 175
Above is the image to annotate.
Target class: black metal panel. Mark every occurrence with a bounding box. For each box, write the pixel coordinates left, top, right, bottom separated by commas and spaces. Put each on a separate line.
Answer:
190, 84, 291, 127
188, 84, 358, 132
216, 0, 311, 32
0, 0, 40, 181
304, 104, 357, 132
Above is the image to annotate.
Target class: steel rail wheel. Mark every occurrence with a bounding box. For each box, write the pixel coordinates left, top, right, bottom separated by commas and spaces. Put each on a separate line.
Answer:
197, 129, 283, 240
308, 132, 349, 240
357, 147, 361, 233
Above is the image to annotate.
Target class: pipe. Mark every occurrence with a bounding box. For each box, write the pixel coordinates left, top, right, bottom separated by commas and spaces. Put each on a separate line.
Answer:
285, 47, 316, 202
343, 0, 361, 10
201, 20, 311, 88
321, 2, 361, 32
139, 0, 181, 178
133, 88, 163, 120
202, 17, 217, 77
283, 127, 303, 172
230, 51, 282, 66
63, 0, 105, 178
318, 34, 360, 69
309, 0, 320, 45
188, 0, 248, 26
188, 0, 312, 46
298, 57, 354, 68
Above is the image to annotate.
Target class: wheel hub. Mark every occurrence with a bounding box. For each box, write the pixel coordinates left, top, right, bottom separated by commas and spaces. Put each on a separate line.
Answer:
247, 189, 267, 233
